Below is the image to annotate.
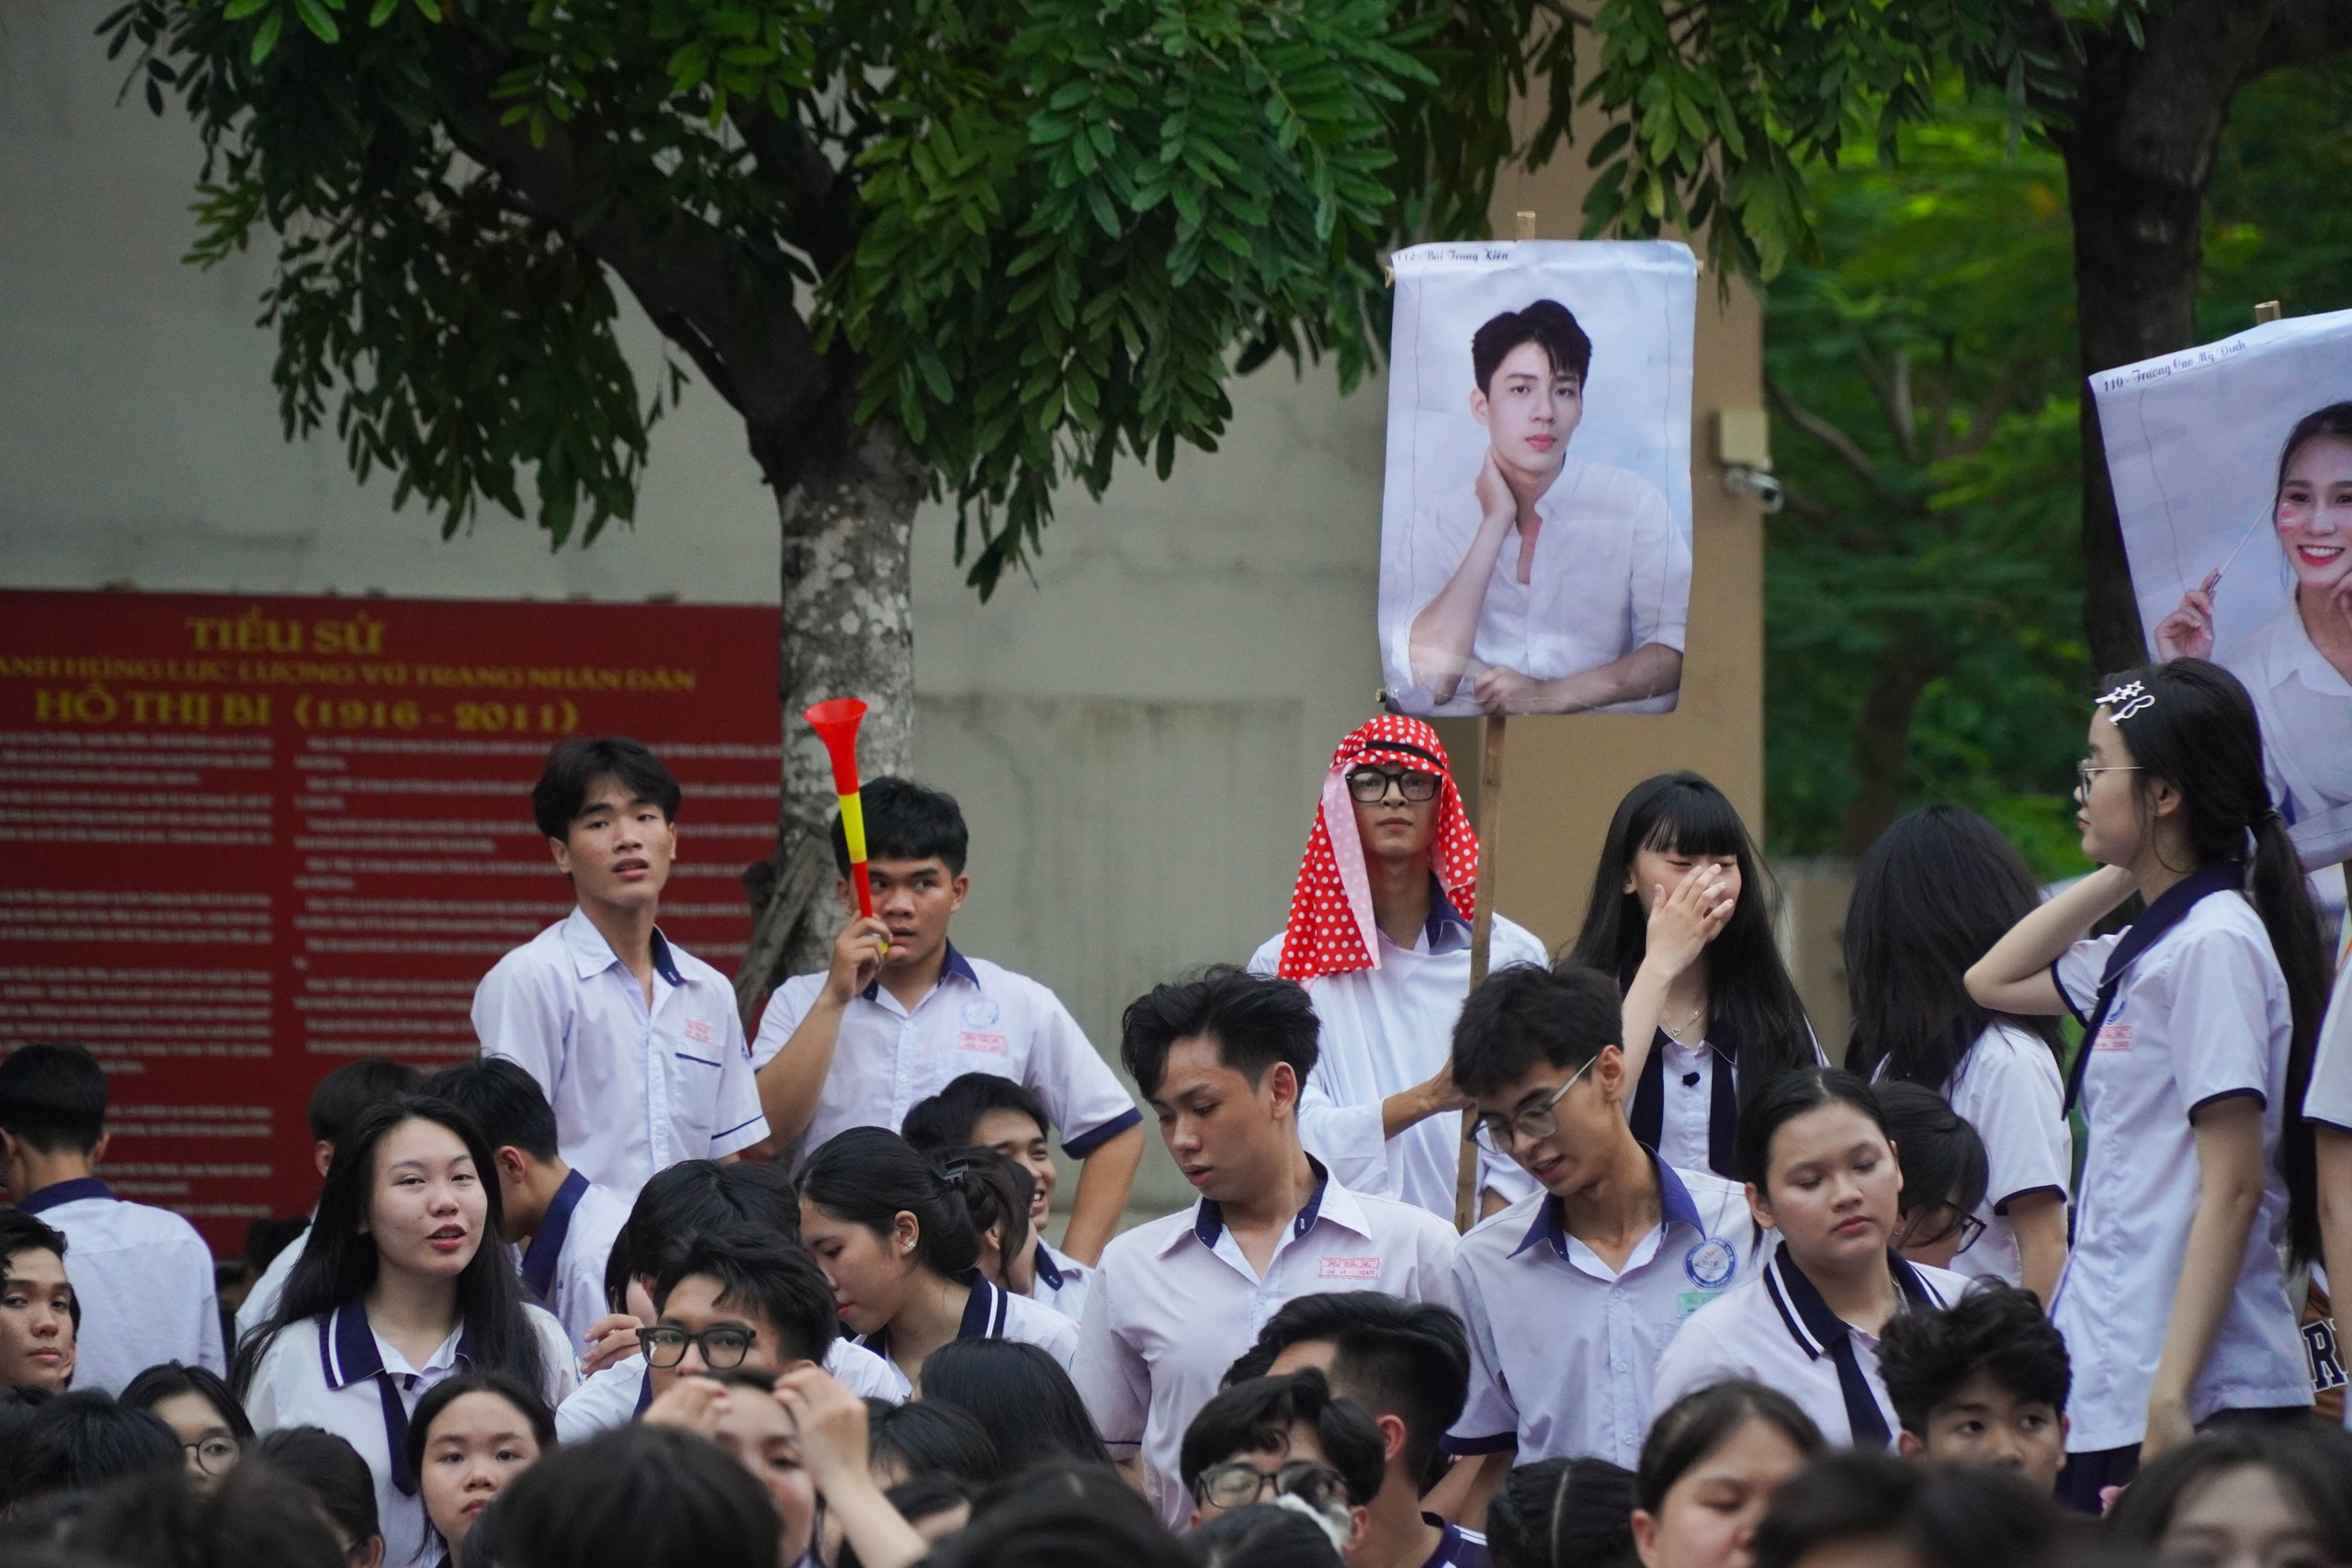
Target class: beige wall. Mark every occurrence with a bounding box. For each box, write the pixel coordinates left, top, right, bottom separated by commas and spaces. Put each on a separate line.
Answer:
0, 8, 1763, 1216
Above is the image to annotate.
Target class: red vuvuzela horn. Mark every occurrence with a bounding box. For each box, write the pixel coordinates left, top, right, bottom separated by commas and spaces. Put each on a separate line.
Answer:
803, 699, 876, 921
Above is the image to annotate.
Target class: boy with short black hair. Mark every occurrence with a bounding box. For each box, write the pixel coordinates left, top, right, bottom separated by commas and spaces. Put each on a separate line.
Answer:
643, 1233, 840, 1401
1225, 1292, 1489, 1567
1879, 1283, 2072, 1492
476, 736, 768, 1201
902, 1072, 1089, 1319
1443, 964, 1760, 1485
752, 776, 1141, 1264
1181, 1369, 1387, 1540
1073, 966, 1459, 1529
0, 1209, 76, 1390
0, 1043, 220, 1392
425, 1057, 632, 1346
236, 1056, 424, 1340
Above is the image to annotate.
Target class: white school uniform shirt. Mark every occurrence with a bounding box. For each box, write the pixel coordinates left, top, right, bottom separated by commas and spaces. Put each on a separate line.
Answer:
2225, 599, 2352, 868
1382, 457, 1690, 716
475, 910, 769, 1201
515, 1170, 631, 1348
1248, 901, 1551, 1219
1071, 1161, 1461, 1529
1445, 1155, 1761, 1468
20, 1179, 222, 1393
1651, 1248, 1969, 1448
752, 945, 1140, 1170
552, 1338, 911, 1442
856, 1276, 1081, 1371
2304, 958, 2352, 1429
244, 1301, 578, 1568
1934, 1025, 2072, 1288
2051, 888, 2310, 1450
1030, 1238, 1092, 1323
237, 1222, 308, 1344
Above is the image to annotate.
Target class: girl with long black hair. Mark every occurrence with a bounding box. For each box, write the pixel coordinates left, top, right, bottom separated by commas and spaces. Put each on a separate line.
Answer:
1566, 772, 1815, 1178
797, 1127, 1077, 1386
1967, 659, 2330, 1506
1844, 805, 2071, 1301
234, 1096, 576, 1565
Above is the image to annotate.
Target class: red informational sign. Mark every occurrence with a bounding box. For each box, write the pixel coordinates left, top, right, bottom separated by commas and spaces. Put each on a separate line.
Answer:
0, 589, 780, 1253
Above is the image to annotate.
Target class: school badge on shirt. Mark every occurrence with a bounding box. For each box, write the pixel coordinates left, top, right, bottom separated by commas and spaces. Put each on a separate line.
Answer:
1683, 1237, 1737, 1290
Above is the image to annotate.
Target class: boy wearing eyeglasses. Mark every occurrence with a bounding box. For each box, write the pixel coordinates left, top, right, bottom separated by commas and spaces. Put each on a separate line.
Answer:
640, 1233, 840, 1405
1442, 963, 1761, 1502
1181, 1369, 1387, 1547
1249, 716, 1550, 1222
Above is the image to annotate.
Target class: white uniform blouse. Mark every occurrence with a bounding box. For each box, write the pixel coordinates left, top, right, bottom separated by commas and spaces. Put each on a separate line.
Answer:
2051, 888, 2310, 1450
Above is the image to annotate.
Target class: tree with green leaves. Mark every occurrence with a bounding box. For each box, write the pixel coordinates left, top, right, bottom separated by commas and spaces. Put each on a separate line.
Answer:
98, 0, 1524, 1001
1514, 0, 2352, 676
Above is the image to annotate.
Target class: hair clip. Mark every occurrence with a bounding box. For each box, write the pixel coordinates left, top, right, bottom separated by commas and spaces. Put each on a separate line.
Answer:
938, 1159, 970, 1183
2097, 681, 2155, 721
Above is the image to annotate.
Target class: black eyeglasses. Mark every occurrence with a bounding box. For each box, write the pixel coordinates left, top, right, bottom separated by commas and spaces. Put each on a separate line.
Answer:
1194, 1459, 1351, 1513
1471, 1056, 1596, 1155
638, 1324, 756, 1370
1345, 767, 1439, 804
1899, 1202, 1986, 1255
182, 1435, 241, 1476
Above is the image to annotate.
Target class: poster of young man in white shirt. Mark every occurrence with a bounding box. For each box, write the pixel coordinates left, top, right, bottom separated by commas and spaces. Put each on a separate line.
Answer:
2094, 312, 2352, 871
1379, 241, 1697, 717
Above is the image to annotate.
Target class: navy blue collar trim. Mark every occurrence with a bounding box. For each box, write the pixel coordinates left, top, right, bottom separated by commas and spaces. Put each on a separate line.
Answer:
1032, 1239, 1066, 1291
959, 1278, 1010, 1339
632, 1361, 654, 1415
17, 1176, 112, 1215
1426, 884, 1472, 952
319, 1299, 476, 1496
519, 1168, 589, 1303
1419, 1517, 1476, 1568
1511, 1146, 1700, 1258
1196, 1157, 1329, 1248
2063, 861, 2245, 1113
861, 942, 978, 1004
1760, 1242, 1937, 1360
647, 928, 685, 987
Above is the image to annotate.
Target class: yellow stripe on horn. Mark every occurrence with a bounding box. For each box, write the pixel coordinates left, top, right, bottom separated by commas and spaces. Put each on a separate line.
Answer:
837, 793, 869, 863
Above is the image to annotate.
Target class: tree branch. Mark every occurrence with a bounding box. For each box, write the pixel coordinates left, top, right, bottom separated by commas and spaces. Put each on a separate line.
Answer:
1766, 375, 1904, 501
1953, 352, 2039, 457
727, 101, 861, 278
2246, 0, 2352, 82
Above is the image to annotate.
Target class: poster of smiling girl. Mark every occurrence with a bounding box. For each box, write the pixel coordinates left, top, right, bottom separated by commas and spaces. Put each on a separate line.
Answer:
1377, 241, 1698, 717
2092, 309, 2352, 869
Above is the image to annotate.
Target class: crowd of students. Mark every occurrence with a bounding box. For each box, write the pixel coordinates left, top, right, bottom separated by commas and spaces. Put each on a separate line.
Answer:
5, 651, 2352, 1568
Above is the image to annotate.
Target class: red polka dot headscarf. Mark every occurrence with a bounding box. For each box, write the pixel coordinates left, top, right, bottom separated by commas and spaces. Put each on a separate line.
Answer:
1276, 716, 1480, 981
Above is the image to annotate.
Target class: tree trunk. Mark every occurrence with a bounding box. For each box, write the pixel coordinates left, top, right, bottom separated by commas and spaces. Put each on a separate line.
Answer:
2052, 0, 2298, 676
734, 420, 927, 1022
1836, 645, 1945, 855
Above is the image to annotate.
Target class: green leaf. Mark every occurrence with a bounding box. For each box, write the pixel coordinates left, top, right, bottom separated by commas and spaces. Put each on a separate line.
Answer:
294, 0, 339, 44
248, 6, 283, 62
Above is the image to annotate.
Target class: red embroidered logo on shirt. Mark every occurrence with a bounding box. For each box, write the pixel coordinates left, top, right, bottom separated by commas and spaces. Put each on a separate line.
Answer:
684, 1019, 716, 1045
957, 1031, 1009, 1055
1317, 1256, 1381, 1280
2092, 1023, 2133, 1052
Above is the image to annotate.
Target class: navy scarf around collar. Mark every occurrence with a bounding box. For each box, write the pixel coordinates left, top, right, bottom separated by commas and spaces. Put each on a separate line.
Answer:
2062, 862, 2246, 1114
1761, 1241, 1939, 1449
1630, 1027, 1738, 1178
16, 1176, 113, 1215
319, 1300, 477, 1495
518, 1169, 589, 1305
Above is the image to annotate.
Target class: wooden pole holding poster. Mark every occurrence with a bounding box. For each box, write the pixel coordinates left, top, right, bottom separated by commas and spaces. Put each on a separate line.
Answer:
1452, 209, 1541, 1234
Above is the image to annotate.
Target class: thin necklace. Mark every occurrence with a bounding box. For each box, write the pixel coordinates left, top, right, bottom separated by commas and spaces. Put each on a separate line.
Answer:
1660, 998, 1705, 1043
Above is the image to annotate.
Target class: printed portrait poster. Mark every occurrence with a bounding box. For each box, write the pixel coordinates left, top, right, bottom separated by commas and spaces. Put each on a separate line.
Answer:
1377, 240, 1698, 717
2091, 309, 2352, 870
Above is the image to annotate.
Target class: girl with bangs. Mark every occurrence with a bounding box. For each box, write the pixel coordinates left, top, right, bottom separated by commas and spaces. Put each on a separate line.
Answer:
1566, 772, 1817, 1178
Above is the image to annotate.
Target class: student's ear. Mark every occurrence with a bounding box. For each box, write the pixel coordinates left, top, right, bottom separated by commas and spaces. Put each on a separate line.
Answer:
494, 1146, 532, 1189
1186, 1506, 1204, 1531
313, 1142, 335, 1180
835, 877, 858, 916
1343, 1505, 1372, 1556
1374, 1412, 1408, 1466
892, 1211, 921, 1260
2059, 1412, 2071, 1446
88, 1131, 109, 1166
1593, 1045, 1626, 1104
1630, 1507, 1662, 1568
1895, 1429, 1927, 1462
1468, 386, 1490, 427
949, 873, 970, 911
548, 834, 574, 874
1744, 1181, 1774, 1233
1263, 1061, 1301, 1118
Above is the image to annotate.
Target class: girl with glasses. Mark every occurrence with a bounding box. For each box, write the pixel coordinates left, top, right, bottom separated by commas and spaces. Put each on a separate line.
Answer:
1566, 773, 1817, 1179
1873, 1082, 1991, 1271
408, 1370, 555, 1563
234, 1097, 578, 1566
1966, 660, 2329, 1507
797, 1127, 1078, 1386
120, 1360, 253, 1491
1842, 805, 2072, 1302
